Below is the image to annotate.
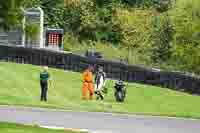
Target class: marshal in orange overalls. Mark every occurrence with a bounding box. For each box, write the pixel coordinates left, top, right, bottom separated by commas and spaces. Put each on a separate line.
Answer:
82, 68, 94, 100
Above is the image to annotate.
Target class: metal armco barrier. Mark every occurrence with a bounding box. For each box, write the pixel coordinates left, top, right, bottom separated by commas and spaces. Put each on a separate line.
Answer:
0, 45, 200, 95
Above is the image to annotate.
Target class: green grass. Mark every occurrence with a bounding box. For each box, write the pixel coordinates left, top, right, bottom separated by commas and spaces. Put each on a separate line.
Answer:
0, 62, 200, 119
0, 122, 83, 133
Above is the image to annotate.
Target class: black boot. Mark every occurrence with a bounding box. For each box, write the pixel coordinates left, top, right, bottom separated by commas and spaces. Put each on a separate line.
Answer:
96, 95, 100, 100
98, 91, 104, 100
99, 93, 104, 100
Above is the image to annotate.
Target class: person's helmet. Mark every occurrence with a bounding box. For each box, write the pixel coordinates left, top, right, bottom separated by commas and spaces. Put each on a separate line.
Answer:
87, 65, 94, 71
43, 66, 48, 71
98, 66, 103, 72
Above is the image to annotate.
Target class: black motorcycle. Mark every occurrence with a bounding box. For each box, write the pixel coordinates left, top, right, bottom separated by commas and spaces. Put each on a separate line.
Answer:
114, 80, 126, 102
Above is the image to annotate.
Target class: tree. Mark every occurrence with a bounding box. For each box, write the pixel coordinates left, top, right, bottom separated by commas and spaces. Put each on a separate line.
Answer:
153, 0, 171, 13
0, 0, 24, 30
64, 0, 96, 41
120, 0, 154, 8
0, 0, 40, 30
64, 0, 116, 43
151, 13, 174, 63
112, 8, 153, 64
64, 0, 82, 34
168, 0, 200, 73
25, 23, 39, 46
94, 0, 112, 8
41, 0, 65, 28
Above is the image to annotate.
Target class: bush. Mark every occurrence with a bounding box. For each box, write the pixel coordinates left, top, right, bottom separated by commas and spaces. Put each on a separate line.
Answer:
167, 0, 200, 73
63, 33, 80, 51
151, 13, 174, 63
25, 23, 39, 42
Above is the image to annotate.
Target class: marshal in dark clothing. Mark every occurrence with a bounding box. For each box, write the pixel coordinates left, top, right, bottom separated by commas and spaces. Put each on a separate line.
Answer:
40, 66, 50, 102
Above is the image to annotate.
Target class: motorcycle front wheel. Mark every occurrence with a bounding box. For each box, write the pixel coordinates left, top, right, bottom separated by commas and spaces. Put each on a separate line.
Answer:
115, 91, 124, 102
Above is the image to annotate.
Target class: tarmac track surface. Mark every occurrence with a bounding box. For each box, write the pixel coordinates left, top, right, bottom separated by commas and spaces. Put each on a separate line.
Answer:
0, 106, 200, 133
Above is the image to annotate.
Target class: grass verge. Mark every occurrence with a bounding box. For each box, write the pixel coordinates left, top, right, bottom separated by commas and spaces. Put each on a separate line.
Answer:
0, 122, 85, 133
0, 62, 200, 119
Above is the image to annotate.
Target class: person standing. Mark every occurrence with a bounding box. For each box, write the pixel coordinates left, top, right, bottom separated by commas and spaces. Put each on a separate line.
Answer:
95, 66, 106, 100
82, 66, 94, 100
40, 66, 50, 102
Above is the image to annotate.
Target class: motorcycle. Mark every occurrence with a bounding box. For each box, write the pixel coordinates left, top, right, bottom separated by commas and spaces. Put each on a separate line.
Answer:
114, 80, 126, 102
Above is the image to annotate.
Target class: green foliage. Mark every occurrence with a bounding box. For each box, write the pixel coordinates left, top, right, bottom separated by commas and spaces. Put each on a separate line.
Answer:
41, 0, 65, 28
79, 0, 97, 41
112, 8, 153, 63
64, 0, 120, 44
64, 0, 96, 40
25, 23, 39, 41
64, 2, 81, 33
121, 0, 149, 7
94, 0, 112, 7
168, 0, 200, 73
151, 13, 174, 63
153, 0, 172, 12
122, 0, 142, 6
0, 0, 40, 30
63, 33, 80, 51
95, 7, 121, 44
23, 0, 41, 8
170, 44, 200, 73
115, 9, 152, 47
0, 0, 24, 30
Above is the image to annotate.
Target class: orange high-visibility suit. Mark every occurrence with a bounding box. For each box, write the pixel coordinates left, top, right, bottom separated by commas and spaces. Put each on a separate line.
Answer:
82, 69, 94, 100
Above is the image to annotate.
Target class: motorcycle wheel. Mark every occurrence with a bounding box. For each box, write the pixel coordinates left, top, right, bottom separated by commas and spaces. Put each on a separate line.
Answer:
115, 91, 124, 102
